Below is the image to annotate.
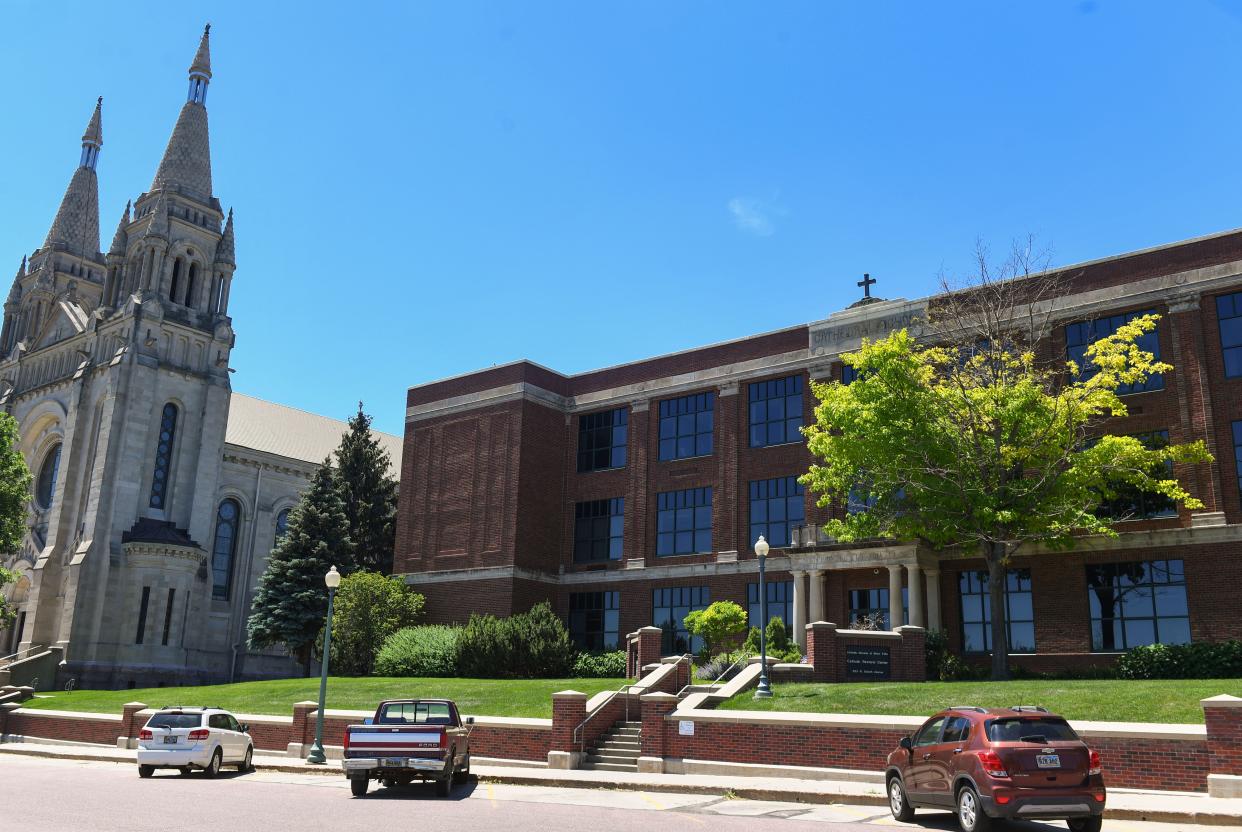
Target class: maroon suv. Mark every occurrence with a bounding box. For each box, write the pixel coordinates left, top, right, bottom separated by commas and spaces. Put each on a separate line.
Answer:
884, 706, 1105, 832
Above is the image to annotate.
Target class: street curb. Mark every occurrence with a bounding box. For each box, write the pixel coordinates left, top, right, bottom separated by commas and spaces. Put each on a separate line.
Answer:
3, 744, 1240, 826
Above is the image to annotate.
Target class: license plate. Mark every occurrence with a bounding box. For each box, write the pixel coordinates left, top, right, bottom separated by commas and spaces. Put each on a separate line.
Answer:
1036, 754, 1061, 769
163, 736, 178, 744
381, 758, 404, 767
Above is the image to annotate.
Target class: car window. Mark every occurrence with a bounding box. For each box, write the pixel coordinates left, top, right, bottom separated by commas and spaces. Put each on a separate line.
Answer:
378, 702, 453, 725
986, 717, 1078, 743
942, 716, 971, 744
208, 714, 229, 730
913, 716, 946, 747
147, 713, 202, 729
227, 715, 242, 732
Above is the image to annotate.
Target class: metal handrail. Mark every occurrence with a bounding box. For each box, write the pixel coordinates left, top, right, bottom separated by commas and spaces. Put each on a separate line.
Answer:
572, 682, 644, 754
0, 644, 43, 670
677, 653, 747, 699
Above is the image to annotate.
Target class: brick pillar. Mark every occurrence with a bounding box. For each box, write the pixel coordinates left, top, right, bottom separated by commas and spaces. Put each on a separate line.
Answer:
635, 625, 662, 669
625, 633, 639, 678
806, 621, 837, 682
292, 701, 319, 751
895, 625, 927, 682
1204, 694, 1242, 798
118, 702, 148, 748
548, 690, 587, 769
625, 401, 651, 568
0, 701, 19, 736
638, 692, 679, 773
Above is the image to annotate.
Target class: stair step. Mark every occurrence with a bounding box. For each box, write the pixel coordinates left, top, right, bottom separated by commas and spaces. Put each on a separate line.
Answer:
597, 739, 640, 750
612, 728, 641, 736
589, 748, 640, 760
619, 721, 642, 728
587, 751, 640, 763
582, 761, 639, 773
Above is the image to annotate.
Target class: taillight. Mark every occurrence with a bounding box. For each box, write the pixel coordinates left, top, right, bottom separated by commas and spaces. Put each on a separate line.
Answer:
187, 729, 210, 742
977, 751, 1009, 778
994, 792, 1012, 805
1088, 748, 1101, 776
438, 730, 448, 749
343, 730, 350, 752
139, 729, 152, 741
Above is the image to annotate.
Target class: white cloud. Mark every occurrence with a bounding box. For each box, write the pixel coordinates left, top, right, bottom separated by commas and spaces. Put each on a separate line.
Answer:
727, 196, 784, 237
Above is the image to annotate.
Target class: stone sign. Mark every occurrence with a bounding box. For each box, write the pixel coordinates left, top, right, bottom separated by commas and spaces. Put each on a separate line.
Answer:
845, 645, 892, 680
808, 300, 926, 356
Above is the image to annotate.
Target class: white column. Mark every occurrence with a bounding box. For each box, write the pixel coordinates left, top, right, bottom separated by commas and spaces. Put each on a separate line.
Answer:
886, 565, 904, 630
809, 570, 825, 623
925, 568, 942, 632
791, 571, 807, 649
907, 564, 925, 628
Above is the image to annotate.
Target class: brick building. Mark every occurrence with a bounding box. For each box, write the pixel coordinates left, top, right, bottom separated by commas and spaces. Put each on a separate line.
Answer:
395, 228, 1242, 670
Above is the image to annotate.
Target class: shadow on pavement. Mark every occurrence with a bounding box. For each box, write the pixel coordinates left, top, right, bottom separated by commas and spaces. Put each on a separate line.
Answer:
353, 777, 479, 802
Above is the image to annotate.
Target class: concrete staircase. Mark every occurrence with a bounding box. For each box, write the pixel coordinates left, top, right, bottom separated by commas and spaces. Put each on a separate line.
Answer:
581, 720, 641, 772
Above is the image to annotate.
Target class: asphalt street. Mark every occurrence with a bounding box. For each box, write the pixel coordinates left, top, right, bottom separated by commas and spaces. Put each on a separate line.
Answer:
0, 755, 1218, 832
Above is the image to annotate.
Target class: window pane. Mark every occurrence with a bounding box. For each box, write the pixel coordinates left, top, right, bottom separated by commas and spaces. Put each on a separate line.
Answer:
578, 408, 629, 472
749, 375, 805, 447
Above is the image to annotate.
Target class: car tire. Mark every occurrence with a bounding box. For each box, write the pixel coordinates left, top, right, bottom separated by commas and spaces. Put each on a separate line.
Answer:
887, 776, 915, 822
1068, 819, 1103, 832
236, 746, 253, 772
350, 776, 369, 797
203, 748, 223, 779
436, 775, 451, 797
138, 765, 154, 779
956, 786, 992, 832
456, 752, 471, 783
178, 766, 191, 776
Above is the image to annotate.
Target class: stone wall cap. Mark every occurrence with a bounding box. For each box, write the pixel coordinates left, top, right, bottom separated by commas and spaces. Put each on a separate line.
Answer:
806, 621, 838, 630
1202, 694, 1242, 708
12, 707, 122, 722
551, 690, 588, 699
0, 702, 22, 712
121, 701, 148, 709
292, 700, 320, 708
465, 715, 553, 729
636, 626, 663, 634
895, 625, 926, 633
835, 629, 903, 641
640, 692, 679, 702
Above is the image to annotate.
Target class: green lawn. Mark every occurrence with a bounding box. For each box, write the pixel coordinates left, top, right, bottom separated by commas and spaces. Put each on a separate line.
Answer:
719, 678, 1242, 724
23, 676, 629, 719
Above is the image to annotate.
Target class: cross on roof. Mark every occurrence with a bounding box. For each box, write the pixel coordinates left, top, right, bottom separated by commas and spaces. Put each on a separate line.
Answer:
857, 273, 877, 299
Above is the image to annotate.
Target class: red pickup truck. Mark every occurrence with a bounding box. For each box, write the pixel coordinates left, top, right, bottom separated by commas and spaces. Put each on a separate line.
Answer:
340, 699, 473, 797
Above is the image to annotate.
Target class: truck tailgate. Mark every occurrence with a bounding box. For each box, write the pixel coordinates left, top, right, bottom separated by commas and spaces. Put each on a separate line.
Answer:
345, 725, 444, 756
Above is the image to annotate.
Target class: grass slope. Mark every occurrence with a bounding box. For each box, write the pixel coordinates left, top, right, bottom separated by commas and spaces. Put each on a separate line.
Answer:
719, 678, 1242, 724
23, 676, 628, 719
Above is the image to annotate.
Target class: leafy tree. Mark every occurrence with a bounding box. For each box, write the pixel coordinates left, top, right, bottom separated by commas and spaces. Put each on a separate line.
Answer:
247, 460, 355, 674
0, 566, 18, 632
329, 571, 424, 676
333, 403, 398, 574
508, 602, 576, 677
0, 413, 32, 630
684, 601, 748, 659
801, 245, 1211, 680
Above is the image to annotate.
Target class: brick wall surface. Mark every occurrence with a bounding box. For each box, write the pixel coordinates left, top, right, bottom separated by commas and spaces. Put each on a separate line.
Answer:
1204, 700, 1242, 777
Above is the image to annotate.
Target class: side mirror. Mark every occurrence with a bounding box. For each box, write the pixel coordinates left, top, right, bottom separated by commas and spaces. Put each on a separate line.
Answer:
241, 724, 250, 734
899, 736, 913, 751
363, 717, 373, 725
466, 716, 475, 725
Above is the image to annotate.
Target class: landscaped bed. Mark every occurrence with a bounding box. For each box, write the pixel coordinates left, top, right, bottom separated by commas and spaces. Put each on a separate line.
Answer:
718, 678, 1242, 724
21, 676, 629, 719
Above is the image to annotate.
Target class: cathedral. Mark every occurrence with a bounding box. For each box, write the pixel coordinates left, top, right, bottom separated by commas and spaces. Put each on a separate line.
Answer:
0, 28, 400, 689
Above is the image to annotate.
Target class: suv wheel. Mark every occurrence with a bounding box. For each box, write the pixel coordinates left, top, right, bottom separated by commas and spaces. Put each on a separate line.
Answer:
956, 785, 992, 832
887, 776, 915, 822
203, 748, 222, 779
1068, 819, 1102, 832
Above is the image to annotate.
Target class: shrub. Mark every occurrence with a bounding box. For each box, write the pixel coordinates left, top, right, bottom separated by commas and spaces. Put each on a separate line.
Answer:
741, 618, 799, 663
573, 650, 627, 678
1116, 641, 1242, 680
329, 571, 424, 676
456, 602, 577, 678
696, 653, 738, 682
374, 625, 461, 677
456, 613, 514, 677
684, 601, 748, 659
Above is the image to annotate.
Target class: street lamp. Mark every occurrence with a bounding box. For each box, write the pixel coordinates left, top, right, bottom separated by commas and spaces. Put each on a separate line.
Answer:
753, 536, 773, 699
306, 565, 341, 764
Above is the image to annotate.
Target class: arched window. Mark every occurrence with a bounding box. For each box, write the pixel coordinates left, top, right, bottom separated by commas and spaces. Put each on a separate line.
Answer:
212, 499, 240, 600
275, 508, 291, 544
35, 443, 62, 510
148, 403, 178, 509
169, 258, 183, 304
186, 263, 199, 309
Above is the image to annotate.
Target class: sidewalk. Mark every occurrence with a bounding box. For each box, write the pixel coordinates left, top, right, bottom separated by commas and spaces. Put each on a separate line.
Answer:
3, 739, 1241, 826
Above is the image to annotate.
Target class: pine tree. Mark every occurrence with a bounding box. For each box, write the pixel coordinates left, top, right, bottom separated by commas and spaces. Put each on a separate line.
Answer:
333, 402, 398, 574
247, 460, 355, 674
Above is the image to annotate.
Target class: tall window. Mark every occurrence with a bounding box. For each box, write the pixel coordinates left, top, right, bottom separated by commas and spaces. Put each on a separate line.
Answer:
35, 443, 62, 510
169, 257, 183, 303
658, 392, 713, 461
212, 499, 240, 600
577, 408, 628, 472
135, 586, 151, 645
958, 569, 1036, 653
148, 403, 178, 509
1233, 421, 1242, 501
573, 498, 624, 563
656, 487, 712, 556
275, 508, 291, 544
1065, 310, 1163, 394
847, 587, 908, 629
162, 588, 176, 646
749, 476, 805, 548
653, 586, 709, 654
748, 580, 793, 629
1097, 430, 1176, 520
569, 592, 620, 651
748, 375, 803, 447
1087, 559, 1189, 652
1217, 292, 1242, 377
842, 365, 860, 384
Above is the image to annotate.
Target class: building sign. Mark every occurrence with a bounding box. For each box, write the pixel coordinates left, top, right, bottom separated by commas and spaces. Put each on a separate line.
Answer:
678, 720, 695, 736
845, 645, 891, 680
808, 301, 926, 356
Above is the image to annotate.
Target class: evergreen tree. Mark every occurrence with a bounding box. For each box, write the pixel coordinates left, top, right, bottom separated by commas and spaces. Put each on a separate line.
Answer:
333, 402, 398, 574
247, 460, 354, 674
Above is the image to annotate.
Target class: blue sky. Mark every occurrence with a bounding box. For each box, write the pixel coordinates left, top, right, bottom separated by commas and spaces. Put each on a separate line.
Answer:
3, 1, 1242, 436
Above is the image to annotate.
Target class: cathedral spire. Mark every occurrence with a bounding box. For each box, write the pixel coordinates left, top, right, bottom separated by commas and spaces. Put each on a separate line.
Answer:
150, 25, 214, 202
42, 98, 103, 259
215, 208, 235, 265
109, 201, 131, 257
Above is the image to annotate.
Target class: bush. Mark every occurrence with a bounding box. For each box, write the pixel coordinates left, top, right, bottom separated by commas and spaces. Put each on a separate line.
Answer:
374, 625, 461, 677
1116, 641, 1242, 680
696, 653, 738, 682
330, 571, 424, 676
456, 613, 514, 677
573, 650, 627, 678
742, 616, 794, 657
456, 602, 577, 678
684, 601, 748, 659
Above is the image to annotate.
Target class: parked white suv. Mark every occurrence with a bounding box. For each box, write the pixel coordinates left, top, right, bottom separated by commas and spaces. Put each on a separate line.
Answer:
136, 707, 254, 778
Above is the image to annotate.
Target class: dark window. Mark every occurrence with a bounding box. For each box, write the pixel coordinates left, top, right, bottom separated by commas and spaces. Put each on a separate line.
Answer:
275, 508, 291, 543
573, 498, 624, 563
35, 443, 61, 510
161, 588, 176, 646
749, 476, 805, 548
1087, 559, 1189, 651
748, 375, 803, 447
656, 487, 712, 556
958, 569, 1036, 653
1065, 310, 1163, 394
847, 587, 908, 630
1218, 292, 1242, 377
135, 586, 151, 645
942, 716, 971, 744
913, 716, 946, 747
212, 499, 240, 600
148, 403, 178, 509
987, 718, 1078, 743
1097, 430, 1176, 520
653, 586, 710, 654
569, 591, 620, 651
658, 392, 714, 460
208, 714, 229, 730
1232, 421, 1242, 502
747, 580, 793, 629
577, 408, 628, 472
842, 365, 860, 384
146, 713, 202, 729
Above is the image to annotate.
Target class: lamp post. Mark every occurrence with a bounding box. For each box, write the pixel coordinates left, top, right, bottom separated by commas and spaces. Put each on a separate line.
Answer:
306, 565, 341, 764
753, 536, 772, 699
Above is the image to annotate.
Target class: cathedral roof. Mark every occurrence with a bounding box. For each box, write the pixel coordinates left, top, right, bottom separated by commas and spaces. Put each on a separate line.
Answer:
150, 100, 214, 203
225, 393, 403, 467
190, 24, 212, 79
42, 166, 101, 259
109, 201, 130, 256
82, 97, 103, 147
